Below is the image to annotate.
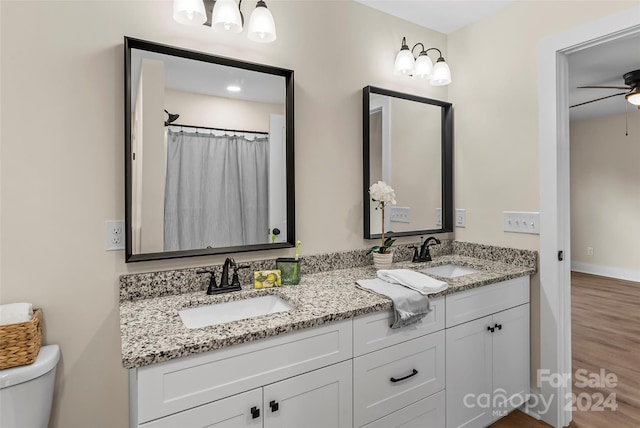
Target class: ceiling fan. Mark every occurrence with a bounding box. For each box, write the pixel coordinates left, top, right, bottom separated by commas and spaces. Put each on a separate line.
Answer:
571, 69, 640, 109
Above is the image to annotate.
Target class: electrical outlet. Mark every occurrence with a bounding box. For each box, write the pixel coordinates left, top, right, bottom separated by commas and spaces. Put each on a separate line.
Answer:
587, 247, 594, 256
455, 209, 466, 227
436, 208, 442, 226
105, 220, 125, 251
503, 211, 540, 234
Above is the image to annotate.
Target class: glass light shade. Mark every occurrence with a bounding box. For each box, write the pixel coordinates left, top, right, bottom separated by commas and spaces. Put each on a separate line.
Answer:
430, 60, 452, 86
394, 49, 415, 76
413, 54, 433, 79
212, 0, 243, 33
626, 90, 640, 106
173, 0, 207, 26
248, 4, 277, 43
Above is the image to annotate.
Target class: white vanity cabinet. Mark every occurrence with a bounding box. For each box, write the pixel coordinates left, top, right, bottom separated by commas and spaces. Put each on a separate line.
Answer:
139, 361, 353, 428
352, 297, 446, 428
130, 319, 353, 428
445, 276, 530, 428
128, 275, 532, 428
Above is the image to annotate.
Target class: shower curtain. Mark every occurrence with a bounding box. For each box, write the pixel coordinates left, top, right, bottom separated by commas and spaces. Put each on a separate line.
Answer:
164, 130, 269, 251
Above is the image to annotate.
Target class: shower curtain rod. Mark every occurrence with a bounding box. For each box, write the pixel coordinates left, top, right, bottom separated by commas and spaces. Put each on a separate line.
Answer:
167, 123, 268, 136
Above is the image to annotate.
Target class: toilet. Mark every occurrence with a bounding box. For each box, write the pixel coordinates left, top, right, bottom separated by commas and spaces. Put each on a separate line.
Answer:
0, 345, 60, 428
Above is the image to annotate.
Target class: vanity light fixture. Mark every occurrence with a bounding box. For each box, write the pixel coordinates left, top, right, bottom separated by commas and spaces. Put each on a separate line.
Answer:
247, 0, 277, 43
226, 84, 242, 92
394, 37, 451, 86
173, 0, 277, 43
173, 0, 207, 26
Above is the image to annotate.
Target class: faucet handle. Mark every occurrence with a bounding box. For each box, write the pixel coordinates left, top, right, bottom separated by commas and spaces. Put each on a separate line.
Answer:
230, 264, 250, 287
197, 270, 219, 294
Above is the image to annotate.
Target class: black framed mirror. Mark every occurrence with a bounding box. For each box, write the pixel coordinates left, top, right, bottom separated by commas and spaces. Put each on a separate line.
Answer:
363, 86, 453, 239
125, 37, 295, 262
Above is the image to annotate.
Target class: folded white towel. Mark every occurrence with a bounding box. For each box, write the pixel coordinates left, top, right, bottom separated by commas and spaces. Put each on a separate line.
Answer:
377, 269, 448, 295
356, 279, 431, 329
0, 303, 34, 325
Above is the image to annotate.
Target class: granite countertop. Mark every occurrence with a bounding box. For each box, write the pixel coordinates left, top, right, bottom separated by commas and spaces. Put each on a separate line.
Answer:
120, 255, 535, 369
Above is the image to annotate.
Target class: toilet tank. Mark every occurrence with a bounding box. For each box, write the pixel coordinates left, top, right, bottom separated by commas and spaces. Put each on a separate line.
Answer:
0, 345, 60, 428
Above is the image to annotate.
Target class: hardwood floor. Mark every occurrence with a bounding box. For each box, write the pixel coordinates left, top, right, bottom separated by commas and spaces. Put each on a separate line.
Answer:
570, 271, 640, 428
489, 272, 639, 428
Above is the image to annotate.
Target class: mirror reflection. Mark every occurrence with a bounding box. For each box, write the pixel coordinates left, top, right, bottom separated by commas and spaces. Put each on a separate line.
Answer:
363, 86, 453, 239
125, 38, 295, 262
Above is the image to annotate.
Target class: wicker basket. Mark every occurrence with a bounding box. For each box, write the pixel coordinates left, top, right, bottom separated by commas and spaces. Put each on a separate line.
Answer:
0, 308, 43, 370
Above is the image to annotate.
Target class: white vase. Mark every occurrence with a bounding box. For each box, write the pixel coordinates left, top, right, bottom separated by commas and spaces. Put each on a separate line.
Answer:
372, 251, 394, 270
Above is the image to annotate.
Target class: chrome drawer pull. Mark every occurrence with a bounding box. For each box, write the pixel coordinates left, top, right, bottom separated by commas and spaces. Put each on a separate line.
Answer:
390, 369, 418, 383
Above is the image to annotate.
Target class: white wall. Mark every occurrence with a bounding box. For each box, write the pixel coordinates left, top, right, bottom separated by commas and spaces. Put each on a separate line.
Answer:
570, 112, 640, 280
0, 2, 447, 427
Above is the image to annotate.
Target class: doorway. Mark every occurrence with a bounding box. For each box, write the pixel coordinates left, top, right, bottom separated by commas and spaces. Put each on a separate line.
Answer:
537, 6, 640, 427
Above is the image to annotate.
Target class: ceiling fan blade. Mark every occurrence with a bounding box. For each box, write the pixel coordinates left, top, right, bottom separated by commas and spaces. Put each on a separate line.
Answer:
570, 92, 627, 108
577, 85, 630, 90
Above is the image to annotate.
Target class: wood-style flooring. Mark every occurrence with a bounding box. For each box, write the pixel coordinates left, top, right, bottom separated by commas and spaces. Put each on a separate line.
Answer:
570, 272, 640, 427
489, 272, 640, 428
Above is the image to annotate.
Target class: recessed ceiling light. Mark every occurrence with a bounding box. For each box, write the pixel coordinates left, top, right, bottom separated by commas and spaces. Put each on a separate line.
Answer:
227, 85, 241, 92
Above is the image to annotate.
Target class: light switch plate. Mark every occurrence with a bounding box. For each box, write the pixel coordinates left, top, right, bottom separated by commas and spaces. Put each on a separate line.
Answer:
455, 209, 466, 227
389, 206, 411, 223
436, 208, 442, 226
503, 211, 540, 234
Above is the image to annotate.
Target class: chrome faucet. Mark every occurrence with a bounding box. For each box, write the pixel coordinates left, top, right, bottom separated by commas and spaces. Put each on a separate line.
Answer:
411, 236, 441, 262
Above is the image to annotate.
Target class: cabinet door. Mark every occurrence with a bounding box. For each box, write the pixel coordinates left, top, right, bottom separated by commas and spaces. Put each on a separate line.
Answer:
263, 360, 352, 428
140, 389, 262, 428
446, 316, 493, 428
492, 303, 530, 421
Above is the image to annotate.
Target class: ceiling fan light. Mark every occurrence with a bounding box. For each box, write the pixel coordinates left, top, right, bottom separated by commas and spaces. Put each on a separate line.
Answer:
173, 0, 207, 26
430, 58, 451, 86
413, 53, 433, 79
212, 0, 243, 33
248, 1, 277, 43
626, 89, 640, 106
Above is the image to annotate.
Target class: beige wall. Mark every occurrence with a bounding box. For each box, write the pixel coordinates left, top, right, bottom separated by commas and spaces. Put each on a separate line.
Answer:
570, 112, 640, 273
165, 88, 284, 132
390, 97, 441, 232
0, 1, 447, 427
447, 0, 637, 390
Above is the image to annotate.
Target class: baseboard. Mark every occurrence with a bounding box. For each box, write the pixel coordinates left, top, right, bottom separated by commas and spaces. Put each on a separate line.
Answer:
571, 261, 640, 282
521, 404, 542, 420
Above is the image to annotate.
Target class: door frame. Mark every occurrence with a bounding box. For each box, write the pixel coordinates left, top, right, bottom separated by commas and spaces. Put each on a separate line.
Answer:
537, 6, 640, 427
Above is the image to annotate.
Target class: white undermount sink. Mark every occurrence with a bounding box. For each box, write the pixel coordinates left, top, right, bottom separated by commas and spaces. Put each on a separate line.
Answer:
179, 295, 293, 329
421, 264, 479, 278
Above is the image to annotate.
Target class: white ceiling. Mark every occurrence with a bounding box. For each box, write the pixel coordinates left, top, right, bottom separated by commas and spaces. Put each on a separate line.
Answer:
130, 49, 286, 112
568, 34, 640, 122
356, 0, 640, 121
354, 0, 515, 34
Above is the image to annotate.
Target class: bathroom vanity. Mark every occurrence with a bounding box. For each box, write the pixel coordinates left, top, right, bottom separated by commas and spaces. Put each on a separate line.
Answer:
121, 250, 535, 428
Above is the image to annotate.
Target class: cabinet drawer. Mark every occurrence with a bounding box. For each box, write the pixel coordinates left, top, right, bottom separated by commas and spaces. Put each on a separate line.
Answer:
353, 296, 444, 357
134, 319, 352, 424
139, 388, 262, 428
353, 330, 445, 427
361, 390, 445, 428
445, 276, 529, 328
